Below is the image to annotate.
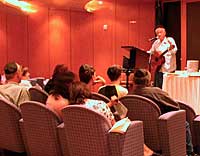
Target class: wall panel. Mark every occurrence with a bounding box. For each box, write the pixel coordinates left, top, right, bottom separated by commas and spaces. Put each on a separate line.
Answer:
28, 7, 49, 77
70, 11, 94, 74
0, 0, 156, 79
93, 0, 115, 81
49, 9, 71, 75
0, 7, 7, 72
138, 0, 155, 50
115, 0, 130, 66
115, 0, 154, 72
7, 13, 28, 66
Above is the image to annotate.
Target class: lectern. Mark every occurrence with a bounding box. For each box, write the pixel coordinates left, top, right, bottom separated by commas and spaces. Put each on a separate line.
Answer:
121, 46, 149, 89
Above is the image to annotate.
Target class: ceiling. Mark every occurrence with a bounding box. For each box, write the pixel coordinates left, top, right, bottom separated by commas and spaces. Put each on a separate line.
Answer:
33, 0, 91, 10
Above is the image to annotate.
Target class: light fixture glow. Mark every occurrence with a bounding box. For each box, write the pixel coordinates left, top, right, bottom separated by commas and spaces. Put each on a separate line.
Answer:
84, 0, 104, 13
0, 0, 37, 13
98, 1, 103, 5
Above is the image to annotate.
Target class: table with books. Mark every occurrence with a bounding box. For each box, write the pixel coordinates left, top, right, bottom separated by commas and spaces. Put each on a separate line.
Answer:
162, 71, 200, 114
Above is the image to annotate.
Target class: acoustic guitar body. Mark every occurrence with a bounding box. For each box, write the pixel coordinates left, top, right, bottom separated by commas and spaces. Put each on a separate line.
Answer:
150, 51, 166, 81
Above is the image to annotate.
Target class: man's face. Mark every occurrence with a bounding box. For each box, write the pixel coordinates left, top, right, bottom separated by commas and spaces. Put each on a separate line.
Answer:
155, 27, 166, 41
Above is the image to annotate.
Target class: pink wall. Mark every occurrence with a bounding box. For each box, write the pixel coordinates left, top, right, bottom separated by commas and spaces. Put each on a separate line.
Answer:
0, 0, 155, 79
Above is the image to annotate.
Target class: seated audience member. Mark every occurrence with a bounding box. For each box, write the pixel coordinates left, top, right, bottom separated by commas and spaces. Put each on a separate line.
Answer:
46, 70, 75, 118
80, 64, 126, 120
79, 64, 106, 90
69, 81, 115, 124
0, 62, 30, 106
131, 68, 179, 114
130, 68, 195, 156
20, 66, 32, 88
69, 81, 159, 156
98, 65, 128, 99
44, 64, 68, 94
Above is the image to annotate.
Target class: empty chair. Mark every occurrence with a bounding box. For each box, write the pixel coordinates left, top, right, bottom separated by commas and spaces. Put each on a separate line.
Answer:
60, 105, 144, 156
119, 95, 186, 156
20, 101, 63, 156
177, 101, 200, 154
91, 92, 110, 103
0, 98, 25, 154
29, 87, 48, 103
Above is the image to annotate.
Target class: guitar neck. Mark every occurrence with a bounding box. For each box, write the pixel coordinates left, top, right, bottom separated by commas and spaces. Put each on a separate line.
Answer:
160, 49, 168, 57
160, 44, 175, 57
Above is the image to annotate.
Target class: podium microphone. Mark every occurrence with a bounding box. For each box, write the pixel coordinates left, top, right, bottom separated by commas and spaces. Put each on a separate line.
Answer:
148, 36, 158, 42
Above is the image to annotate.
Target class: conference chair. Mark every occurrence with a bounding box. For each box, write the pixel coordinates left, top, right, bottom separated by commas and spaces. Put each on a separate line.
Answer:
178, 101, 200, 154
0, 98, 26, 155
91, 92, 110, 103
59, 105, 144, 156
91, 92, 126, 121
119, 95, 186, 156
28, 87, 48, 104
20, 101, 63, 156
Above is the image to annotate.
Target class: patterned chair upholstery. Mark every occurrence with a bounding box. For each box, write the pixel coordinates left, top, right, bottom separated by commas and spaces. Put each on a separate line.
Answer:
0, 98, 25, 153
59, 105, 144, 156
20, 101, 63, 156
91, 92, 110, 103
119, 95, 186, 156
177, 101, 200, 154
28, 87, 48, 104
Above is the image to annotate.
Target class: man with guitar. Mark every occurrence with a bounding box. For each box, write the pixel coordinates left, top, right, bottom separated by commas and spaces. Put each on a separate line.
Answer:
148, 25, 177, 88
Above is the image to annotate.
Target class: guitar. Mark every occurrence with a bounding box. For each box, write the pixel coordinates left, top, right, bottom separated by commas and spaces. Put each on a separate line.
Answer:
150, 46, 174, 81
150, 49, 168, 73
150, 40, 175, 73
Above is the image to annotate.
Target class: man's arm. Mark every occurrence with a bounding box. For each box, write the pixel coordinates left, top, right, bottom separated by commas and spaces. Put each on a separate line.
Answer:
167, 37, 177, 54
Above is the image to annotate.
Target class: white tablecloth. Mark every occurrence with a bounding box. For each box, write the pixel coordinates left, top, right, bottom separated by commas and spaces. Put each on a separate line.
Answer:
163, 73, 200, 114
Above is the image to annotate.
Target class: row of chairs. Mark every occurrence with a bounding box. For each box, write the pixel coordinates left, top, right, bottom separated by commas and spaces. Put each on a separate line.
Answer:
28, 87, 48, 104
91, 92, 200, 155
27, 87, 200, 155
0, 98, 144, 156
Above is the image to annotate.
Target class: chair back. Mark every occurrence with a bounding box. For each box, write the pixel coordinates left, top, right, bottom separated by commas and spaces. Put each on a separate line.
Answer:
98, 85, 118, 99
178, 101, 196, 123
0, 98, 25, 152
30, 77, 45, 89
61, 105, 112, 156
119, 95, 161, 151
158, 110, 186, 156
91, 92, 110, 103
177, 101, 197, 147
20, 101, 62, 156
29, 87, 48, 103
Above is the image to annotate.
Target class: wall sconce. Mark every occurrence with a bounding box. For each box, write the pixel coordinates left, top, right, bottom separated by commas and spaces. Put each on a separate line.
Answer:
84, 0, 104, 13
103, 24, 108, 31
129, 20, 137, 24
0, 0, 37, 13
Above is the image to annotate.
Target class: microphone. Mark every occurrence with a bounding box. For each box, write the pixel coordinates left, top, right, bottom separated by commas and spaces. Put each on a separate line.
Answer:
148, 36, 158, 42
